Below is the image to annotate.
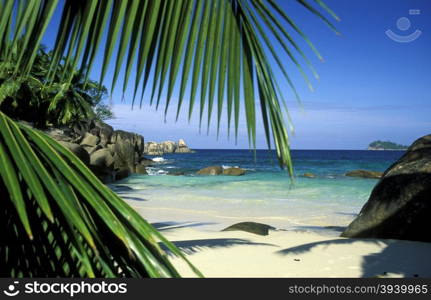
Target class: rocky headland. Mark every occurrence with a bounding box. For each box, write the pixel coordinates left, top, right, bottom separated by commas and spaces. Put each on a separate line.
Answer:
37, 119, 153, 183
144, 139, 194, 155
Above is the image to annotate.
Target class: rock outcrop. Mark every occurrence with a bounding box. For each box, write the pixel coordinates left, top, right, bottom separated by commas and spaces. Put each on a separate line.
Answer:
341, 134, 431, 242
44, 119, 150, 183
345, 170, 383, 179
144, 139, 194, 155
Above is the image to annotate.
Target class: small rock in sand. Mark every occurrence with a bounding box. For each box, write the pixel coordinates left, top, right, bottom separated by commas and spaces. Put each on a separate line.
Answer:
222, 222, 275, 236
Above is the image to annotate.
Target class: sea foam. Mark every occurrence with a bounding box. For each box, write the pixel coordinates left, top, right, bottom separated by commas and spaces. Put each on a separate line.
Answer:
152, 157, 165, 162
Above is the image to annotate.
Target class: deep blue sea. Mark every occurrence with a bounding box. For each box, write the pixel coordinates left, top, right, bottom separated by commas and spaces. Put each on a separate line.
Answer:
113, 150, 404, 231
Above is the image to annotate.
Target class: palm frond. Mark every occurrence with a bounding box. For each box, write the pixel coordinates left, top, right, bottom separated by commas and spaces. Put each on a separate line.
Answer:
0, 111, 201, 277
0, 0, 339, 278
4, 0, 338, 171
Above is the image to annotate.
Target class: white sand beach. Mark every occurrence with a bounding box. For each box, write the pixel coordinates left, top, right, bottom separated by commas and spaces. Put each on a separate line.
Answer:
127, 199, 431, 278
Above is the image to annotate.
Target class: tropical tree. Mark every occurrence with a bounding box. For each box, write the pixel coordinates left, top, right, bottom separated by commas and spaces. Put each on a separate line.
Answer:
0, 46, 111, 127
95, 103, 114, 121
0, 0, 338, 277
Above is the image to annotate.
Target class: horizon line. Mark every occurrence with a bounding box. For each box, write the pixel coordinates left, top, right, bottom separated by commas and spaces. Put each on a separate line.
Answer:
185, 148, 406, 151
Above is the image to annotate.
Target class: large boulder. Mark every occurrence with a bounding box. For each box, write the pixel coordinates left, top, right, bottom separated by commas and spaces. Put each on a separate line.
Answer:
80, 132, 100, 147
175, 139, 193, 153
345, 170, 383, 179
89, 120, 113, 147
115, 168, 130, 181
58, 141, 90, 165
222, 222, 275, 236
113, 140, 136, 172
144, 142, 162, 155
197, 166, 223, 175
44, 128, 76, 143
89, 165, 114, 183
111, 130, 145, 157
160, 141, 176, 153
90, 148, 114, 169
139, 157, 154, 167
341, 134, 431, 242
83, 145, 102, 155
135, 164, 148, 175
222, 167, 246, 176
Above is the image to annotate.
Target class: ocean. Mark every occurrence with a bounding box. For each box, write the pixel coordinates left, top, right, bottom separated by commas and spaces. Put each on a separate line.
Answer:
111, 150, 404, 234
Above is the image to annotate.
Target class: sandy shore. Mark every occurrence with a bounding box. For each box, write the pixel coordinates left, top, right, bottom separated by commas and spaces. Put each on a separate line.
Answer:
127, 199, 431, 278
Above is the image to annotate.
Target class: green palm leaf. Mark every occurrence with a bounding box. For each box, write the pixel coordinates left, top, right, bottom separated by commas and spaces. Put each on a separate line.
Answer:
0, 0, 339, 277
18, 0, 337, 170
0, 111, 201, 277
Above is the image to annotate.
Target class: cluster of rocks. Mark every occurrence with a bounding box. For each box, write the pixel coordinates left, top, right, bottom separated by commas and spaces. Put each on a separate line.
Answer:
342, 134, 431, 243
301, 170, 383, 179
345, 170, 383, 179
43, 119, 152, 183
144, 139, 194, 155
196, 166, 246, 176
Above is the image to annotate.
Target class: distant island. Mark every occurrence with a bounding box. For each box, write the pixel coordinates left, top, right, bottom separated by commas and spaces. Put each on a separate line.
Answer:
368, 140, 408, 150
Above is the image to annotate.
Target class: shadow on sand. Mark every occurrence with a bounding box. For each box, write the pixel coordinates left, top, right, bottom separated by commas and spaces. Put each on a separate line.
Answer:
151, 221, 217, 231
276, 238, 431, 277
162, 238, 277, 255
120, 196, 148, 201
292, 225, 347, 233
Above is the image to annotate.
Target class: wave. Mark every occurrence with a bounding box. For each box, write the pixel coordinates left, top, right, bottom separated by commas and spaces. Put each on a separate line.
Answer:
152, 157, 166, 162
146, 167, 168, 176
222, 165, 239, 169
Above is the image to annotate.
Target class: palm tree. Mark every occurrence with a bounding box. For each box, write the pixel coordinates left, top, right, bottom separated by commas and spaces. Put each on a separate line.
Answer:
0, 0, 338, 277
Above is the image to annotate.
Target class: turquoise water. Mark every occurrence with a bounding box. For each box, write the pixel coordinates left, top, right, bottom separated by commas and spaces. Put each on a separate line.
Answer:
113, 150, 404, 230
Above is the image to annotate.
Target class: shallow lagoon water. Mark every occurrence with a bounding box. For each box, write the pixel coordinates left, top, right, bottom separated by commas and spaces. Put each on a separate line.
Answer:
112, 150, 404, 232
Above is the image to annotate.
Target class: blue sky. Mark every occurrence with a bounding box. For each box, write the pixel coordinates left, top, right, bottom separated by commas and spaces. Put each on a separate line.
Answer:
43, 0, 431, 149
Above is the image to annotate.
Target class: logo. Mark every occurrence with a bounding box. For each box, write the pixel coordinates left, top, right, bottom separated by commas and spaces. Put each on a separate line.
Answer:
3, 281, 20, 297
385, 9, 422, 43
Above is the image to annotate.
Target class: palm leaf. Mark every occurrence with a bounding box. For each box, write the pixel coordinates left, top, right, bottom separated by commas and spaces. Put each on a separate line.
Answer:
0, 0, 339, 278
40, 0, 338, 170
0, 111, 202, 277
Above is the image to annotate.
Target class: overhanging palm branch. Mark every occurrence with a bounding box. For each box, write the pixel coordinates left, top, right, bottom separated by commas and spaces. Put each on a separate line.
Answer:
0, 111, 201, 277
0, 0, 338, 277
4, 0, 338, 170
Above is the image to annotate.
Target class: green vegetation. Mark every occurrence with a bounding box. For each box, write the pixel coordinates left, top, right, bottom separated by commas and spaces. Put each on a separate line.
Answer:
95, 103, 114, 121
368, 140, 408, 150
0, 0, 338, 277
0, 47, 113, 127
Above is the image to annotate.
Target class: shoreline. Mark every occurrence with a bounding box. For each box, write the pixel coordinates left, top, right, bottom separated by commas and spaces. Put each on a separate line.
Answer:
125, 198, 431, 278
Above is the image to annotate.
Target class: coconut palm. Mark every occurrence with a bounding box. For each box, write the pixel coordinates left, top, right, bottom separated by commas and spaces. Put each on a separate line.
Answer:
0, 0, 338, 277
